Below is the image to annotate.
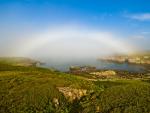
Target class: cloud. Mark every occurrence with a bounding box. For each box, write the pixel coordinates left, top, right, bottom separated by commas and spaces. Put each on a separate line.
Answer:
125, 13, 150, 21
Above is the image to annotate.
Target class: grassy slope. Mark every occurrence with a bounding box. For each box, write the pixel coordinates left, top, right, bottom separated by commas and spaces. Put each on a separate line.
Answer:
0, 58, 150, 113
0, 58, 95, 113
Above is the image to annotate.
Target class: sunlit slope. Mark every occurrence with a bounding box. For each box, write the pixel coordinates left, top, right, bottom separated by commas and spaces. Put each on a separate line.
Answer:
0, 58, 94, 113
0, 57, 150, 113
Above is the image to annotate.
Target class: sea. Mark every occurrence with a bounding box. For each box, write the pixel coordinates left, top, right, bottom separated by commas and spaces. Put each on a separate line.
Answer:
38, 58, 146, 72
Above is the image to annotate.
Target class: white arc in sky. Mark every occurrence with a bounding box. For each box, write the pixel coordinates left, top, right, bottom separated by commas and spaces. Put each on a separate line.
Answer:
12, 25, 135, 58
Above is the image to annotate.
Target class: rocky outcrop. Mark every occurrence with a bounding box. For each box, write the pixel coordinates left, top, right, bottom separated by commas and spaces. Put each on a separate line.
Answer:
69, 66, 96, 74
90, 70, 116, 78
57, 87, 87, 101
53, 98, 59, 107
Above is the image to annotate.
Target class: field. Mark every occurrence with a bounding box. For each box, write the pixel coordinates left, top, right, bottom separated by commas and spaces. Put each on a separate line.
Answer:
0, 58, 150, 113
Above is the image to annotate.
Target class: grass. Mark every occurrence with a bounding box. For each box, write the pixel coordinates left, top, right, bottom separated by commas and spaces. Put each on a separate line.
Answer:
0, 57, 150, 113
70, 80, 150, 113
0, 58, 95, 112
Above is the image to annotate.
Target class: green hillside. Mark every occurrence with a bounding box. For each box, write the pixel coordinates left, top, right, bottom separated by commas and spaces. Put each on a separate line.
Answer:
0, 58, 150, 113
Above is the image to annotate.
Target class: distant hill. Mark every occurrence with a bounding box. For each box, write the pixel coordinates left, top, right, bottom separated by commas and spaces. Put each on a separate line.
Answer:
0, 57, 40, 66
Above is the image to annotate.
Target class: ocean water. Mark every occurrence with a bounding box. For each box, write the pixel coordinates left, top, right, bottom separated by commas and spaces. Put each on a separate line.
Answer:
39, 58, 146, 72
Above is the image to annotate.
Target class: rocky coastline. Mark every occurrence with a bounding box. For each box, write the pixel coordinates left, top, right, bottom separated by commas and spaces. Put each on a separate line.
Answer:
99, 55, 150, 65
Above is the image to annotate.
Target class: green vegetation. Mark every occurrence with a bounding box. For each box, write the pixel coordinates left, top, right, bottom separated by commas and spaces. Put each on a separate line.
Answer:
0, 57, 39, 66
71, 81, 150, 113
0, 58, 150, 113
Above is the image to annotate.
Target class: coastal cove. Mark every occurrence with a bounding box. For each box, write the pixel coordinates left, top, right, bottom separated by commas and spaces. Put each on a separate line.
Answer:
39, 58, 146, 72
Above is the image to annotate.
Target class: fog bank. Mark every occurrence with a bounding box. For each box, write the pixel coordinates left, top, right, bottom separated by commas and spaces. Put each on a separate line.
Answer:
0, 25, 139, 60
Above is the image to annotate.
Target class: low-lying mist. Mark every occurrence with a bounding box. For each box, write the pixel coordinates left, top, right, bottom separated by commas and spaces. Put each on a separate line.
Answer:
1, 24, 146, 62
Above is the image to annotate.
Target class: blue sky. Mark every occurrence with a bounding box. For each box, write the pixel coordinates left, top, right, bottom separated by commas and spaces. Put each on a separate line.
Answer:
1, 0, 150, 31
0, 0, 150, 57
